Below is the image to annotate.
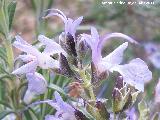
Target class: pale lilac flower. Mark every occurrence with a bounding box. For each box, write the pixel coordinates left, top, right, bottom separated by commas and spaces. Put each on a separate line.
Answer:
23, 72, 47, 104
81, 27, 152, 92
12, 35, 59, 75
44, 9, 83, 39
144, 43, 160, 69
149, 52, 160, 69
144, 43, 158, 55
81, 27, 138, 65
126, 107, 137, 120
155, 78, 160, 103
44, 91, 76, 120
38, 35, 67, 56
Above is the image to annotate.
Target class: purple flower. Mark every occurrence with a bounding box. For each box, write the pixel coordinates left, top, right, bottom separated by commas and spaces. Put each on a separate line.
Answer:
44, 9, 83, 39
12, 35, 59, 75
38, 35, 67, 56
144, 43, 158, 55
149, 52, 160, 69
144, 43, 160, 69
81, 27, 137, 64
126, 107, 137, 120
24, 72, 47, 104
155, 78, 160, 103
43, 91, 76, 120
81, 27, 152, 92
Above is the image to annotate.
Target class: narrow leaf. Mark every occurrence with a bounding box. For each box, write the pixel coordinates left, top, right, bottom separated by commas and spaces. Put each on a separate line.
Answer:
0, 111, 15, 119
48, 83, 66, 95
7, 1, 17, 30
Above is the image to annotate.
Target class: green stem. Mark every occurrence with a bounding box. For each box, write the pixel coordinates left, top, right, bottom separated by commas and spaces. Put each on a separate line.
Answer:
16, 113, 22, 120
88, 85, 96, 100
79, 70, 104, 119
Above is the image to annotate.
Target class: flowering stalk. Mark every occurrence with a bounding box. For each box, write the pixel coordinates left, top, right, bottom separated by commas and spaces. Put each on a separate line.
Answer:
79, 69, 95, 100
3, 8, 154, 120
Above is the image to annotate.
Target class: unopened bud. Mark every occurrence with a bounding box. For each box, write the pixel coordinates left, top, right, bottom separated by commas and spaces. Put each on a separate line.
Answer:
91, 62, 108, 87
77, 39, 89, 61
59, 53, 74, 77
74, 109, 88, 120
115, 76, 123, 89
112, 88, 123, 113
59, 32, 77, 57
95, 100, 110, 119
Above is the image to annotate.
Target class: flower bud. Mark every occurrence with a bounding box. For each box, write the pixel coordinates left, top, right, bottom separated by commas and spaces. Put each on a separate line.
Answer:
112, 88, 122, 113
59, 32, 77, 57
115, 76, 123, 89
112, 76, 133, 113
91, 62, 108, 87
74, 109, 88, 120
95, 100, 110, 119
77, 38, 89, 61
59, 53, 74, 77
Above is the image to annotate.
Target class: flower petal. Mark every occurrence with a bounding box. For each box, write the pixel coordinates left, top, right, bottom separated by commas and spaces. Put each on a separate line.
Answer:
38, 53, 59, 69
13, 41, 40, 57
38, 35, 67, 56
155, 78, 160, 103
44, 9, 67, 21
100, 32, 138, 45
15, 35, 31, 46
45, 115, 59, 120
16, 54, 35, 62
65, 18, 73, 35
23, 89, 36, 104
54, 91, 63, 104
44, 13, 66, 23
91, 27, 99, 43
54, 91, 74, 112
26, 72, 47, 95
149, 52, 160, 69
71, 16, 83, 36
102, 42, 128, 65
111, 58, 152, 92
81, 34, 92, 48
97, 33, 138, 56
98, 42, 128, 72
12, 60, 38, 75
23, 72, 47, 104
73, 16, 83, 29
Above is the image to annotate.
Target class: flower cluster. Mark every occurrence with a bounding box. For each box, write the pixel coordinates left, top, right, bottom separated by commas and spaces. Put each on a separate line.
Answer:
12, 9, 152, 119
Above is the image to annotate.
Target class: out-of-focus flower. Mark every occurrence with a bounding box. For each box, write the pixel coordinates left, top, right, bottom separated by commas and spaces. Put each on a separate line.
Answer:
126, 107, 137, 120
144, 43, 158, 55
23, 72, 47, 104
2, 113, 16, 120
149, 52, 160, 69
44, 91, 76, 120
12, 35, 59, 75
155, 78, 160, 103
44, 9, 83, 39
144, 43, 160, 69
81, 27, 152, 92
